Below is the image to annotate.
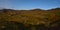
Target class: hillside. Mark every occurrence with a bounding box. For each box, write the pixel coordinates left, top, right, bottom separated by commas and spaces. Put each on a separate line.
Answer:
0, 8, 60, 30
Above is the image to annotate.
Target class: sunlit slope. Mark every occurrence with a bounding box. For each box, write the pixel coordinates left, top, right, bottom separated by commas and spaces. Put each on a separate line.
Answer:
0, 8, 60, 26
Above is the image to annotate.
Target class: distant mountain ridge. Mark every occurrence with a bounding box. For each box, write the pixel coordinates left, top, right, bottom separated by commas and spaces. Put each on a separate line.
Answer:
0, 7, 60, 10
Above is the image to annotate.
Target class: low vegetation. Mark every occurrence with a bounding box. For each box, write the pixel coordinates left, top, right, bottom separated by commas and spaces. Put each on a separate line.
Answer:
0, 8, 60, 30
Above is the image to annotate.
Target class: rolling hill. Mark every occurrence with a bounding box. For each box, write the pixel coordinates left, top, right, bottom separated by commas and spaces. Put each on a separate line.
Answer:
0, 8, 60, 30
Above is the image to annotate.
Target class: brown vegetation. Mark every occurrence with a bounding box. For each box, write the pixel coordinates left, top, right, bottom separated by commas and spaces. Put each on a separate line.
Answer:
0, 8, 60, 30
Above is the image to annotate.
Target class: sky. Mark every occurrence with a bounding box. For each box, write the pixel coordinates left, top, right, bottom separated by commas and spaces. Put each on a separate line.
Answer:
0, 0, 60, 10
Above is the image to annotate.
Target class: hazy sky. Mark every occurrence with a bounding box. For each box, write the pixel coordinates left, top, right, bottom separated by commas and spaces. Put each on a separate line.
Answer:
0, 0, 60, 10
